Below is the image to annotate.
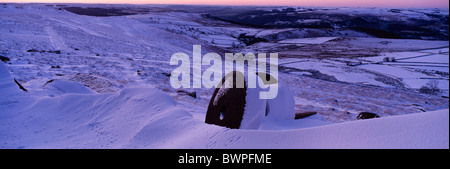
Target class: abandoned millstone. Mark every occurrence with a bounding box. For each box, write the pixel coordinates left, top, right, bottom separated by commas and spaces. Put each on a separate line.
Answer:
205, 71, 295, 129
205, 71, 247, 129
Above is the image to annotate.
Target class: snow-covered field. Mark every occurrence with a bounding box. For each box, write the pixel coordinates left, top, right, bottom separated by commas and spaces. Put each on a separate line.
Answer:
1, 62, 448, 148
0, 3, 448, 149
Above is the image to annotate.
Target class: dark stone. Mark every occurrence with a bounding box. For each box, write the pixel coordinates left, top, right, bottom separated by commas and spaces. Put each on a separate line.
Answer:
0, 56, 10, 62
177, 90, 197, 98
14, 79, 28, 92
295, 112, 317, 119
27, 49, 40, 52
42, 79, 55, 88
205, 71, 247, 129
161, 72, 171, 77
237, 33, 267, 46
48, 50, 61, 54
356, 112, 380, 120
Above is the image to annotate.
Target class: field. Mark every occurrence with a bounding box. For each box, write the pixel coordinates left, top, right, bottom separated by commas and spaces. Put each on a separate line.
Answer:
0, 3, 448, 148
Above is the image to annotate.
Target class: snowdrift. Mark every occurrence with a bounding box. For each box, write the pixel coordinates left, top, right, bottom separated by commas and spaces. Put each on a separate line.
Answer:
0, 83, 448, 148
0, 62, 25, 109
0, 62, 22, 97
43, 80, 96, 95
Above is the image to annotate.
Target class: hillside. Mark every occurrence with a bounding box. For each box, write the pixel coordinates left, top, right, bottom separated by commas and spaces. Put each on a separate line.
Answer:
0, 3, 448, 149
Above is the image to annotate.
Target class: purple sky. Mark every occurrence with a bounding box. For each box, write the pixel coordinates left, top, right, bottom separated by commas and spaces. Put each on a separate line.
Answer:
2, 0, 449, 8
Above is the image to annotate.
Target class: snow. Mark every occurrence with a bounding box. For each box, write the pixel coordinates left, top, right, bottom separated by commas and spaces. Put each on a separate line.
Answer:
1, 81, 447, 148
359, 60, 449, 90
0, 62, 11, 79
259, 115, 332, 130
279, 37, 338, 44
264, 81, 296, 121
278, 46, 449, 95
281, 59, 390, 87
399, 54, 449, 64
357, 47, 449, 96
0, 62, 23, 98
3, 59, 447, 148
240, 79, 266, 129
44, 80, 96, 95
254, 28, 297, 37
0, 3, 448, 149
241, 78, 296, 129
360, 64, 428, 80
255, 109, 448, 149
0, 87, 191, 148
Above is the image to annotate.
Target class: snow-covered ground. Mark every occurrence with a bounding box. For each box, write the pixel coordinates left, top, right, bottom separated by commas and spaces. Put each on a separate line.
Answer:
1, 62, 448, 149
0, 3, 448, 149
279, 46, 449, 96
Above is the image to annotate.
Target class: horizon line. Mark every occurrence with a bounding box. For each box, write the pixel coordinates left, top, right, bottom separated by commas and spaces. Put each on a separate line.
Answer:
1, 1, 449, 9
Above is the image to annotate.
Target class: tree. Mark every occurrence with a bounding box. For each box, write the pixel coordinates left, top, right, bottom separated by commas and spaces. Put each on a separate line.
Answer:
419, 80, 441, 95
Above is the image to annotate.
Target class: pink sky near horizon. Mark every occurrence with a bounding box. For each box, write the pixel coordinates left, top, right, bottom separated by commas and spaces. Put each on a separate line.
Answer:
1, 0, 449, 8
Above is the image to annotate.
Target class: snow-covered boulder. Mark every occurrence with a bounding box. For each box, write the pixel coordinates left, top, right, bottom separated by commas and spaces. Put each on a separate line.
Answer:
356, 112, 380, 120
43, 80, 96, 95
205, 71, 296, 130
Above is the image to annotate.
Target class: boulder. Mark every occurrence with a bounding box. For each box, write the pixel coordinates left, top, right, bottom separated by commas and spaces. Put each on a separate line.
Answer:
295, 112, 317, 119
356, 112, 380, 120
177, 90, 197, 98
43, 80, 96, 94
0, 56, 10, 62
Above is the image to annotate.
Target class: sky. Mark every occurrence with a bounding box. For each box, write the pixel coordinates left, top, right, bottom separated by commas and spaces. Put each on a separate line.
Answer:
1, 0, 449, 8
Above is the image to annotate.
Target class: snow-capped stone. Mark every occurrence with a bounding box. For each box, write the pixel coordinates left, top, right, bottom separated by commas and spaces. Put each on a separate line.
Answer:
43, 80, 96, 95
356, 112, 380, 120
206, 71, 296, 130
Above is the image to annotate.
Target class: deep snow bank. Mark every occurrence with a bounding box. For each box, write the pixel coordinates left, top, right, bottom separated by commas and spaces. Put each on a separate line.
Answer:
0, 82, 448, 148
0, 62, 22, 97
1, 64, 448, 149
221, 109, 449, 149
0, 87, 193, 148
